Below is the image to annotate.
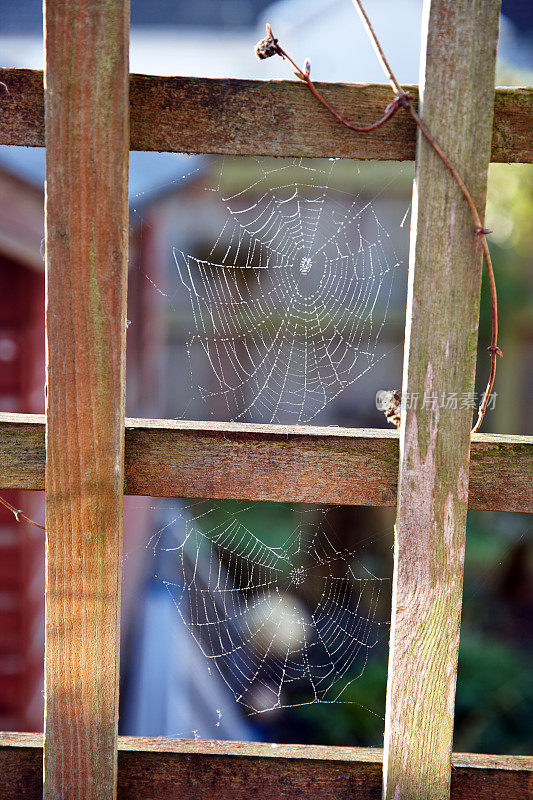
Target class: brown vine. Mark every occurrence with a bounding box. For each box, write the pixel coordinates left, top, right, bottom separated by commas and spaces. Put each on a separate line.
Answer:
255, 0, 501, 434
0, 494, 45, 530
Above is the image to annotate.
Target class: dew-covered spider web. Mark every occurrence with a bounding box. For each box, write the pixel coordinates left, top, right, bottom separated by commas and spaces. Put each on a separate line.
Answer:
125, 155, 408, 736
171, 156, 404, 424
148, 501, 389, 716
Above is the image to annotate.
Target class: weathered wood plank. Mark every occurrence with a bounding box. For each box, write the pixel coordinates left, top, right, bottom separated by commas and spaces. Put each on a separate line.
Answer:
383, 2, 502, 799
0, 68, 532, 162
43, 0, 129, 798
0, 413, 530, 512
1, 733, 532, 800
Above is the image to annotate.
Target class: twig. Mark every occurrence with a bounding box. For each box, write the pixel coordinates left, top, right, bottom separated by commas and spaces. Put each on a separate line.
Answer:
255, 8, 501, 433
351, 0, 403, 95
255, 24, 408, 132
349, 0, 501, 433
0, 495, 45, 531
406, 109, 501, 431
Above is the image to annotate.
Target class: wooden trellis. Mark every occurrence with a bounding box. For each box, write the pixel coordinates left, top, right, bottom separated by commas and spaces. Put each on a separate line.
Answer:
0, 0, 532, 798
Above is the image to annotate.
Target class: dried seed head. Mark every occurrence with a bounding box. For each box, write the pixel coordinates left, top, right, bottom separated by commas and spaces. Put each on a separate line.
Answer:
376, 389, 401, 429
254, 23, 279, 60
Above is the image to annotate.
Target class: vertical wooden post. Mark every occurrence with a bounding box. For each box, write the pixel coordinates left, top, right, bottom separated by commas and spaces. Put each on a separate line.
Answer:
383, 2, 500, 799
43, 0, 129, 797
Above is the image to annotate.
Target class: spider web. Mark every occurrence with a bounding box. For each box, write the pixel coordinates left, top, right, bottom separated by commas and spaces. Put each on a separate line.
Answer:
149, 502, 388, 715
132, 156, 405, 727
173, 157, 402, 424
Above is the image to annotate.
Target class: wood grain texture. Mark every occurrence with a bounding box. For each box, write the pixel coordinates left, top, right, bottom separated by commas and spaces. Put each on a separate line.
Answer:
0, 413, 531, 511
383, 2, 502, 799
1, 68, 532, 162
1, 733, 532, 800
43, 0, 129, 798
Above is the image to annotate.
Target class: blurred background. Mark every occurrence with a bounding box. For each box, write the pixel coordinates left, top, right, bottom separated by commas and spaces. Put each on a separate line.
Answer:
0, 0, 531, 755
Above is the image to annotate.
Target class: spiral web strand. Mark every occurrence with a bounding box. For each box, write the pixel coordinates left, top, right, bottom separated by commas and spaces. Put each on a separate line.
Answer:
149, 503, 388, 715
174, 157, 401, 424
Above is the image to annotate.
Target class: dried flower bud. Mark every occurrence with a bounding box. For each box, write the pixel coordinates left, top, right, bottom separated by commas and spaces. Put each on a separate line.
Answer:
254, 23, 279, 60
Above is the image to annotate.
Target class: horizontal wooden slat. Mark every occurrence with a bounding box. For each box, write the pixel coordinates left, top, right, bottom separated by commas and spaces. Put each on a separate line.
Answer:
0, 413, 531, 512
0, 69, 532, 162
1, 733, 532, 800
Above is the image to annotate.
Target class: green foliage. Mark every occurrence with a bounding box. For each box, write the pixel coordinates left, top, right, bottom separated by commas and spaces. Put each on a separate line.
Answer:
290, 657, 388, 747
456, 510, 532, 754
486, 164, 533, 258
454, 635, 533, 754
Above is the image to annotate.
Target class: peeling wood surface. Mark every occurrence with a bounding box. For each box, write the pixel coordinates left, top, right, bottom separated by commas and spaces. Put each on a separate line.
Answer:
383, 2, 502, 799
1, 733, 532, 800
0, 413, 531, 511
43, 1, 129, 798
0, 68, 532, 162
